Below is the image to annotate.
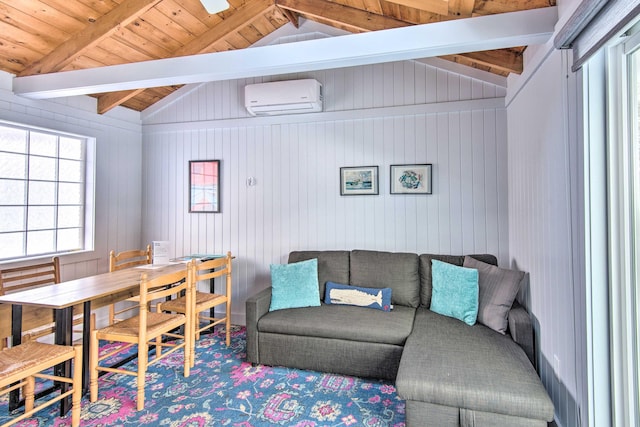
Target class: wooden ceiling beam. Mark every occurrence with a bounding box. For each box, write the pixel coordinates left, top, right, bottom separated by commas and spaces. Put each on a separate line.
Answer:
384, 0, 449, 16
19, 0, 162, 77
275, 0, 410, 32
473, 0, 557, 16
448, 48, 524, 74
278, 6, 300, 28
448, 0, 475, 17
97, 0, 273, 114
276, 0, 522, 74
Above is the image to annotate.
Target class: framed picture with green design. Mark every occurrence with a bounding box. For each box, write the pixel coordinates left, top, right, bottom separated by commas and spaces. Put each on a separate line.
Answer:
390, 164, 432, 194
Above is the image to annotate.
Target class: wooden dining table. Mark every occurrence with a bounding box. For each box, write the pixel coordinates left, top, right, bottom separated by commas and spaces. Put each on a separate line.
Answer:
0, 261, 188, 415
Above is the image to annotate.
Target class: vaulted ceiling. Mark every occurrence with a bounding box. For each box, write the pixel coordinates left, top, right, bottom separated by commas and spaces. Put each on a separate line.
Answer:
0, 0, 556, 114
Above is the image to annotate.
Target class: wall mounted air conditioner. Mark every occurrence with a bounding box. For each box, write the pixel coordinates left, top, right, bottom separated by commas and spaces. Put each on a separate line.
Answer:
244, 79, 323, 116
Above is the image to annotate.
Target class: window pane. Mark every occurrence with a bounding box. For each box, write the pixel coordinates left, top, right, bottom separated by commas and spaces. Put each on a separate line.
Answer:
59, 137, 83, 160
58, 183, 82, 205
0, 233, 24, 258
0, 153, 26, 179
0, 179, 26, 204
28, 181, 56, 205
0, 126, 26, 153
29, 156, 56, 181
26, 230, 54, 255
58, 206, 82, 228
0, 207, 24, 232
27, 206, 55, 230
57, 228, 82, 251
59, 159, 83, 183
30, 132, 57, 157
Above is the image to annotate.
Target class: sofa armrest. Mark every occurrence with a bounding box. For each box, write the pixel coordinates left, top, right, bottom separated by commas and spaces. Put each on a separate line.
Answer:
245, 286, 272, 364
508, 301, 535, 367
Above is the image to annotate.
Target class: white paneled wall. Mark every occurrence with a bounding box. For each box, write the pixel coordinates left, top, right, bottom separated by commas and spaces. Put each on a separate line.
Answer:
507, 49, 582, 427
142, 60, 509, 325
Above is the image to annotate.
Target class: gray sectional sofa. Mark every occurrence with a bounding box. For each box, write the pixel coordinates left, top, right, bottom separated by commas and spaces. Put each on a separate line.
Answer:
245, 250, 554, 426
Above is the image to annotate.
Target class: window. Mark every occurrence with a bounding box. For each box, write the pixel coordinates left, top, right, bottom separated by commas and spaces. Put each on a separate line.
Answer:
600, 22, 640, 427
0, 122, 94, 261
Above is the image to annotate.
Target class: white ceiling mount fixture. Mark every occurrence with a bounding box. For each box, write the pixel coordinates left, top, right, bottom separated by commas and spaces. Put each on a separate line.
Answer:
12, 7, 558, 100
200, 0, 229, 14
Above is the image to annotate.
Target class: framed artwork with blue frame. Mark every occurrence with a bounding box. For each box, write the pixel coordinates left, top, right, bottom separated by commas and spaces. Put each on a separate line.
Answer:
390, 164, 432, 194
189, 160, 221, 212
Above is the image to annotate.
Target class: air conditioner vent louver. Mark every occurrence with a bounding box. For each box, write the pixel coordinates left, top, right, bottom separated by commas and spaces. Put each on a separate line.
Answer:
244, 79, 323, 116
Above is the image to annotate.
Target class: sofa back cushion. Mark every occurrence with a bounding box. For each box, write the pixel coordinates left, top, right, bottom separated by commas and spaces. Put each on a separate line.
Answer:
419, 254, 497, 307
350, 250, 420, 307
288, 251, 350, 297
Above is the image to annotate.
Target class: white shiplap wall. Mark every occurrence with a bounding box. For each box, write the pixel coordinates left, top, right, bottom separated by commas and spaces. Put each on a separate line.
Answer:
0, 75, 143, 286
507, 47, 583, 427
142, 60, 510, 326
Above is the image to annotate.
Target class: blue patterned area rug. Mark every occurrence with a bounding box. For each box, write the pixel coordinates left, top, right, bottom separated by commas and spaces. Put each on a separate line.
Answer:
1, 326, 406, 426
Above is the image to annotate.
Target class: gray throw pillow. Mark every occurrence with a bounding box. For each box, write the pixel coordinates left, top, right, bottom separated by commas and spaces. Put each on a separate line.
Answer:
463, 256, 524, 334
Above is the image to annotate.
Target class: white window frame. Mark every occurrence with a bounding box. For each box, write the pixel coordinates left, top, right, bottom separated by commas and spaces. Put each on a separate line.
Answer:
604, 23, 640, 427
0, 120, 96, 262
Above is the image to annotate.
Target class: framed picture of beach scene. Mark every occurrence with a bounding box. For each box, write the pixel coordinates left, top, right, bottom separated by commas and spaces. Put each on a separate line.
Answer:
340, 166, 379, 196
390, 164, 432, 194
189, 160, 221, 212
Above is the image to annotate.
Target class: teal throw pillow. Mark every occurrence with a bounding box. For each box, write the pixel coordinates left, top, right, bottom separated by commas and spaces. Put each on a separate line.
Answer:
269, 258, 321, 311
430, 259, 479, 325
324, 281, 392, 311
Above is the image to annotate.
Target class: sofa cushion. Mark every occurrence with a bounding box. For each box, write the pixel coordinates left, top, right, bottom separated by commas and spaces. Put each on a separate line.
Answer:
258, 304, 416, 346
289, 251, 350, 297
463, 256, 524, 334
325, 281, 392, 311
396, 308, 554, 421
350, 250, 420, 307
430, 260, 479, 325
269, 258, 321, 311
419, 254, 497, 307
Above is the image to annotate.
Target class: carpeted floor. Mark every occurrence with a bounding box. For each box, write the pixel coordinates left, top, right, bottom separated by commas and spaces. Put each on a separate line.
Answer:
1, 326, 406, 426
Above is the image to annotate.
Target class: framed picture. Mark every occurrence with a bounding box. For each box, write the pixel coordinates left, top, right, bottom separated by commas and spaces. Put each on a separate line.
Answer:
340, 166, 379, 196
189, 160, 221, 213
390, 164, 432, 194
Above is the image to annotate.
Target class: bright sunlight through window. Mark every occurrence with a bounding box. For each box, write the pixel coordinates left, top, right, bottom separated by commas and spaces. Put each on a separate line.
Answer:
0, 122, 93, 261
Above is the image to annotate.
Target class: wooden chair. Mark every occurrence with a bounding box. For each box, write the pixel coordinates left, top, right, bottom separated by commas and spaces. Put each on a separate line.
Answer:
0, 341, 82, 427
158, 252, 232, 361
90, 265, 194, 411
0, 257, 93, 349
108, 245, 152, 323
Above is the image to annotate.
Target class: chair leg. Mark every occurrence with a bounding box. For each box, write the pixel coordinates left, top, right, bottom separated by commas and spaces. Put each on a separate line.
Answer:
154, 336, 162, 359
225, 301, 231, 347
108, 304, 115, 324
184, 323, 191, 377
195, 313, 201, 341
71, 345, 83, 427
137, 342, 148, 411
89, 330, 99, 402
23, 376, 35, 412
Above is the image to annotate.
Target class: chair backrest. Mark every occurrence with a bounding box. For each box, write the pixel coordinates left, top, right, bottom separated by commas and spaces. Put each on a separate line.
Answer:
109, 245, 152, 272
193, 252, 232, 295
137, 266, 193, 341
0, 257, 60, 296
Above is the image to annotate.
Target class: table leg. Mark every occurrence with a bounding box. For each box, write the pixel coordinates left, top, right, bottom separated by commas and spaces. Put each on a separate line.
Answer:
8, 305, 23, 411
54, 307, 73, 416
209, 276, 215, 319
82, 301, 91, 394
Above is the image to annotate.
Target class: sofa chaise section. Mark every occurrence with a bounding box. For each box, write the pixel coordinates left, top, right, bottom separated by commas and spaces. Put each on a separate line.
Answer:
396, 309, 554, 426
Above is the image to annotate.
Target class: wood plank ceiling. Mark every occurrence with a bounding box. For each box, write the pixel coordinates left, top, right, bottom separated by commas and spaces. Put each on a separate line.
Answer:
0, 0, 555, 114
